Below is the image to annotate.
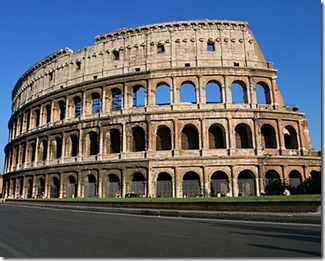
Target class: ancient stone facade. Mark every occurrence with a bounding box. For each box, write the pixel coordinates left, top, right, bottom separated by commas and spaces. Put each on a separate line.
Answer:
3, 20, 321, 199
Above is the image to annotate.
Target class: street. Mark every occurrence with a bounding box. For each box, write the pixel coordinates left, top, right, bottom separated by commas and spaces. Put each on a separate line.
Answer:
0, 204, 321, 258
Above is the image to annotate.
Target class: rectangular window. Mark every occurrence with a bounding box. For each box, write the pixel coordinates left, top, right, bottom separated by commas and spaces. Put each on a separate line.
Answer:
157, 44, 165, 54
207, 42, 215, 51
113, 50, 120, 60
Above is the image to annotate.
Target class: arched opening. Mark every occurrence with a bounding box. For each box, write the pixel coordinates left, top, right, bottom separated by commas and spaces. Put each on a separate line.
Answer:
66, 176, 77, 198
156, 83, 170, 105
208, 124, 226, 149
289, 170, 302, 187
133, 85, 145, 107
112, 88, 122, 111
256, 82, 271, 104
59, 100, 66, 120
129, 172, 146, 197
69, 134, 78, 157
182, 171, 201, 197
92, 93, 101, 114
206, 81, 222, 103
74, 96, 82, 117
156, 126, 172, 150
46, 104, 51, 123
50, 177, 60, 198
132, 126, 145, 152
38, 139, 48, 161
87, 131, 99, 155
261, 124, 277, 149
157, 172, 172, 197
235, 124, 253, 148
265, 170, 281, 184
180, 82, 196, 103
238, 170, 256, 196
27, 178, 33, 198
181, 125, 199, 150
231, 81, 247, 103
105, 174, 121, 197
110, 129, 121, 153
210, 171, 229, 196
284, 126, 298, 149
84, 174, 97, 198
36, 177, 45, 198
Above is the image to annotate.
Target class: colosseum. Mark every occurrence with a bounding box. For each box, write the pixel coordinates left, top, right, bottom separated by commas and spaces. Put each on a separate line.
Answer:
2, 19, 321, 199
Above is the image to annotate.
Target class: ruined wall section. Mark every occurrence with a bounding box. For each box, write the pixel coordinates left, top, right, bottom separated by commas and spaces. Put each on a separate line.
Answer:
11, 20, 280, 114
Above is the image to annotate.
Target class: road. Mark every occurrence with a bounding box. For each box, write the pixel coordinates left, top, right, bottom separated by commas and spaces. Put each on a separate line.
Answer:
0, 204, 321, 258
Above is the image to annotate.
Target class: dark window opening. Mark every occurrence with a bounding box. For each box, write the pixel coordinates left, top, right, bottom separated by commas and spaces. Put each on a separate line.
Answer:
110, 129, 121, 153
46, 105, 51, 123
132, 127, 145, 152
181, 125, 199, 150
208, 125, 226, 149
59, 101, 66, 121
156, 127, 172, 150
76, 60, 81, 70
112, 88, 122, 111
113, 50, 120, 60
92, 93, 101, 114
135, 67, 140, 72
207, 42, 215, 51
185, 63, 191, 67
74, 97, 82, 117
70, 135, 78, 157
35, 109, 40, 127
157, 44, 165, 54
89, 132, 99, 155
49, 72, 53, 81
234, 62, 240, 67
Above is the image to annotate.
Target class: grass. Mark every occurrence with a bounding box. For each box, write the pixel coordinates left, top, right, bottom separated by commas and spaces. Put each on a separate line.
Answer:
18, 194, 321, 201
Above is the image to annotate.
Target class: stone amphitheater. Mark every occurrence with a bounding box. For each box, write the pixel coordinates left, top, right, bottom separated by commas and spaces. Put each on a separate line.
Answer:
2, 19, 321, 199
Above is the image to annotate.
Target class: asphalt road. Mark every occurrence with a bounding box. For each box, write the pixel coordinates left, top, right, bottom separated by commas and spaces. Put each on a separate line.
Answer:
0, 204, 321, 258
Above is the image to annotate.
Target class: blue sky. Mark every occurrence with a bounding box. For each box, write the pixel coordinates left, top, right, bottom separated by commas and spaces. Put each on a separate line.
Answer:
0, 0, 321, 171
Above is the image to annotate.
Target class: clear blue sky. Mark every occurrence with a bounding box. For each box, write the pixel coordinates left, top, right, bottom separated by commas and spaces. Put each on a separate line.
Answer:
0, 0, 321, 172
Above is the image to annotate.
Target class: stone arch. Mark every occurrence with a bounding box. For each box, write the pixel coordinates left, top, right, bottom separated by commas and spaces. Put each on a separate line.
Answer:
284, 125, 298, 149
133, 85, 145, 107
288, 170, 302, 187
256, 81, 271, 104
261, 124, 277, 149
231, 80, 248, 103
49, 176, 60, 198
210, 171, 229, 196
85, 131, 99, 155
66, 175, 78, 198
206, 80, 222, 103
156, 125, 172, 150
38, 138, 48, 161
84, 174, 97, 198
182, 171, 201, 197
111, 88, 123, 111
131, 126, 145, 152
91, 92, 101, 114
181, 125, 199, 150
36, 176, 45, 197
156, 172, 172, 197
129, 172, 146, 196
110, 129, 121, 153
73, 96, 82, 117
235, 123, 253, 148
105, 174, 121, 197
50, 136, 62, 160
156, 82, 170, 105
26, 177, 33, 198
66, 133, 79, 157
208, 124, 226, 149
180, 81, 196, 103
238, 170, 256, 196
265, 170, 281, 184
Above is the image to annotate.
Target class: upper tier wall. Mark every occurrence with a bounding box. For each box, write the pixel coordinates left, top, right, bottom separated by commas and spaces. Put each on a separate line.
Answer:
11, 19, 272, 113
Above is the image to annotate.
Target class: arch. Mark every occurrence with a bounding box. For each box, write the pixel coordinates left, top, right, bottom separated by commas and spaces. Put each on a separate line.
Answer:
156, 83, 170, 105
288, 170, 302, 187
180, 81, 196, 103
261, 124, 277, 149
235, 124, 253, 148
36, 176, 45, 197
231, 81, 247, 103
110, 129, 121, 153
87, 131, 99, 155
181, 125, 199, 150
91, 92, 101, 114
74, 96, 82, 117
133, 85, 145, 107
238, 170, 256, 196
132, 126, 145, 152
208, 124, 226, 149
58, 100, 66, 120
84, 174, 97, 197
38, 139, 48, 161
67, 134, 78, 157
50, 137, 62, 159
45, 104, 51, 123
210, 171, 229, 196
182, 171, 201, 197
206, 81, 222, 103
284, 126, 298, 149
112, 88, 122, 111
156, 172, 172, 197
26, 178, 33, 198
156, 126, 172, 150
66, 175, 77, 198
105, 174, 121, 197
49, 176, 60, 198
256, 82, 271, 104
265, 170, 281, 184
129, 172, 146, 196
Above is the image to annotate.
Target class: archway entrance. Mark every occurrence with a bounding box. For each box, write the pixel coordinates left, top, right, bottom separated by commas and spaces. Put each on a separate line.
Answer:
182, 172, 201, 197
129, 172, 146, 197
157, 172, 172, 197
105, 174, 121, 197
50, 177, 60, 198
238, 170, 256, 196
66, 176, 77, 198
210, 171, 229, 196
84, 174, 97, 198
